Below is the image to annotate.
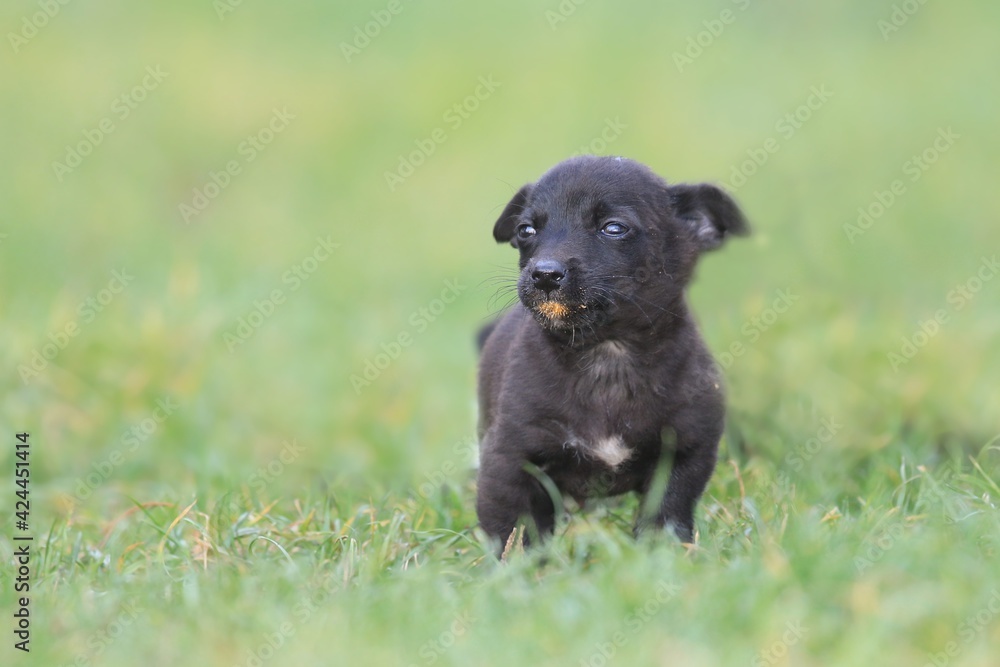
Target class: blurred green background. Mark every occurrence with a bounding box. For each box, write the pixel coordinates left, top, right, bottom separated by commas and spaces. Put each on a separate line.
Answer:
1, 1, 999, 666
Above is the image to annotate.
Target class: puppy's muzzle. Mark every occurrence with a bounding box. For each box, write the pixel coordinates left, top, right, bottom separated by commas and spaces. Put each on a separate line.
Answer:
531, 259, 567, 294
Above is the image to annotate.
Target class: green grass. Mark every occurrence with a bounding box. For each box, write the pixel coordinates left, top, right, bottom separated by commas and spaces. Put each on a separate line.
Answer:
2, 1, 1000, 665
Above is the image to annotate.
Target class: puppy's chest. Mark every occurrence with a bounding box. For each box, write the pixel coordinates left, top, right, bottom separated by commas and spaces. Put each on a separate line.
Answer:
571, 341, 654, 407
560, 341, 662, 469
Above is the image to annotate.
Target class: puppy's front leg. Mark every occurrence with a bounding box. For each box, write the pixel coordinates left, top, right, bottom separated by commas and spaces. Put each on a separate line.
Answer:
476, 444, 556, 553
640, 438, 719, 543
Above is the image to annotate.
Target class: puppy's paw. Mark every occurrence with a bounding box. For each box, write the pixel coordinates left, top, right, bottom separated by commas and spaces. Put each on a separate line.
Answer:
634, 517, 695, 545
665, 518, 695, 545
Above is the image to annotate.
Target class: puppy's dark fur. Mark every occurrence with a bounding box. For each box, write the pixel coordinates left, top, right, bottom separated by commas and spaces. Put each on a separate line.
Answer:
476, 156, 748, 550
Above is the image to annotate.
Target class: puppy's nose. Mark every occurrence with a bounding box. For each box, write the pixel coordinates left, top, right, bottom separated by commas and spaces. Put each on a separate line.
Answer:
531, 260, 567, 293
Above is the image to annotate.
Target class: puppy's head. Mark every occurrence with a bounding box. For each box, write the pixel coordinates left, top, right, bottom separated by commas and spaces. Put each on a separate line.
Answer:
493, 156, 748, 339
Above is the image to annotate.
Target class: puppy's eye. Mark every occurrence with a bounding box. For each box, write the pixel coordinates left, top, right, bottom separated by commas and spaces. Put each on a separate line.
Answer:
516, 223, 537, 240
600, 221, 629, 237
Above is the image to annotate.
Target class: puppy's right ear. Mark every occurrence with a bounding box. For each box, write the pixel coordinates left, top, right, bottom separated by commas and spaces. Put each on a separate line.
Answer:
493, 184, 533, 246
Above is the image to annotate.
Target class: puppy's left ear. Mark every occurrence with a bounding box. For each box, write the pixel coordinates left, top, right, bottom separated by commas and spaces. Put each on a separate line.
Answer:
493, 184, 533, 246
669, 183, 750, 251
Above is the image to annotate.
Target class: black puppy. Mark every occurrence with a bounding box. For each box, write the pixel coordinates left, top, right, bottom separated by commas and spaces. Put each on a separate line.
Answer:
476, 155, 748, 550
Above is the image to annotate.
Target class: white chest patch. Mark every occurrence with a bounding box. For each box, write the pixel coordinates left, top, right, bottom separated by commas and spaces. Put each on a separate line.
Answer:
592, 435, 632, 469
587, 341, 629, 373
578, 340, 642, 404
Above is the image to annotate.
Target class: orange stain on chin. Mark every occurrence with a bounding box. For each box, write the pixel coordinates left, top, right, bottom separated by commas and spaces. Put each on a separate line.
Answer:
537, 301, 570, 319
